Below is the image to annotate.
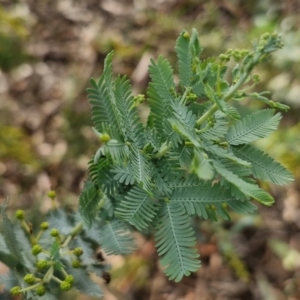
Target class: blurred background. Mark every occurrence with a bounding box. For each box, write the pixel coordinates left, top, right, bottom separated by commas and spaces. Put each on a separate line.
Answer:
0, 0, 300, 299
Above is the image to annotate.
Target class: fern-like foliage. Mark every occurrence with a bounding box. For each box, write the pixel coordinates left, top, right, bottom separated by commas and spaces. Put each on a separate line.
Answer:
155, 202, 200, 282
116, 186, 158, 230
80, 29, 293, 282
98, 219, 136, 255
226, 109, 281, 145
232, 144, 293, 185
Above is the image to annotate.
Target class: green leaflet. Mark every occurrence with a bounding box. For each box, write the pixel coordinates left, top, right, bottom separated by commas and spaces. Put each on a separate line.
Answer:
232, 144, 294, 185
116, 186, 159, 230
200, 112, 228, 141
114, 75, 146, 148
226, 109, 282, 145
171, 182, 256, 220
88, 158, 119, 195
0, 204, 24, 266
190, 149, 214, 180
158, 153, 185, 181
98, 219, 136, 255
176, 30, 192, 87
79, 181, 102, 228
148, 55, 176, 143
103, 140, 130, 164
148, 55, 176, 104
155, 202, 200, 282
176, 28, 202, 88
88, 51, 123, 136
170, 101, 200, 147
213, 161, 274, 205
112, 165, 135, 185
204, 143, 251, 167
130, 146, 153, 195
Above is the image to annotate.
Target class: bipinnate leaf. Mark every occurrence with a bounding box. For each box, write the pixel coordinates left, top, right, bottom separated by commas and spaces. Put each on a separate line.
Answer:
114, 75, 146, 148
116, 186, 159, 230
112, 165, 135, 185
232, 144, 294, 185
155, 202, 200, 282
88, 51, 122, 136
176, 30, 192, 87
213, 161, 274, 206
149, 55, 176, 104
79, 181, 101, 228
227, 109, 281, 145
98, 219, 136, 255
130, 146, 153, 195
171, 182, 256, 220
0, 203, 24, 266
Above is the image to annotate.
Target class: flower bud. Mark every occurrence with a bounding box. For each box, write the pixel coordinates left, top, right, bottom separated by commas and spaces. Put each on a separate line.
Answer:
99, 133, 111, 143
47, 191, 56, 199
36, 260, 50, 270
10, 286, 22, 296
15, 209, 25, 220
72, 260, 81, 268
35, 285, 46, 296
183, 31, 189, 39
50, 228, 59, 237
60, 281, 72, 291
32, 244, 43, 255
65, 275, 74, 284
73, 247, 83, 257
40, 222, 49, 230
24, 274, 36, 284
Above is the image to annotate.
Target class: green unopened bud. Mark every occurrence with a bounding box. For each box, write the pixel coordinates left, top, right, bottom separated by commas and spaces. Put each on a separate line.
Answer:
183, 31, 190, 39
211, 204, 216, 210
15, 209, 25, 220
99, 133, 111, 143
187, 93, 198, 102
60, 280, 72, 291
252, 74, 260, 83
222, 202, 228, 209
40, 222, 49, 230
36, 260, 50, 270
65, 275, 74, 284
24, 274, 36, 284
73, 247, 83, 257
32, 244, 43, 255
219, 54, 230, 62
10, 286, 22, 296
35, 285, 46, 296
133, 94, 145, 104
50, 228, 59, 237
47, 190, 56, 199
72, 260, 81, 268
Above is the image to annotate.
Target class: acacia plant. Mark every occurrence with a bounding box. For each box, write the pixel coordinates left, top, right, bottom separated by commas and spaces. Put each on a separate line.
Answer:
80, 29, 293, 282
0, 29, 294, 299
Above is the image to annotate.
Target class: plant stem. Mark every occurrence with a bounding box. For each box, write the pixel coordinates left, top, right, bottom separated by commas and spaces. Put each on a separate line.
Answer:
153, 143, 170, 159
42, 266, 54, 283
70, 222, 83, 237
21, 220, 37, 245
196, 52, 261, 127
61, 222, 83, 248
51, 276, 63, 284
180, 87, 191, 104
19, 282, 41, 293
